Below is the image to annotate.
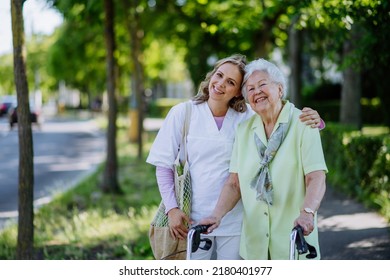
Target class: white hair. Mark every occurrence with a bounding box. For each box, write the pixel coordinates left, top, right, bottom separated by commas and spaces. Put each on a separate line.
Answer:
241, 58, 287, 100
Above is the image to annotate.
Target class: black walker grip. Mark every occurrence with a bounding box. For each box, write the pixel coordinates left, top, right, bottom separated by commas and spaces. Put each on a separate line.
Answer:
292, 225, 317, 259
189, 225, 212, 253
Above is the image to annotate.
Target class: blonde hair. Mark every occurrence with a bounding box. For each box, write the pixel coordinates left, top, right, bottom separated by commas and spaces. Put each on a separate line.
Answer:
193, 54, 248, 112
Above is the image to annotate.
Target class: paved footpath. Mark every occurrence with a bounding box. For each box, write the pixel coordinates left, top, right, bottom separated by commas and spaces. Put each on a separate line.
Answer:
318, 185, 390, 260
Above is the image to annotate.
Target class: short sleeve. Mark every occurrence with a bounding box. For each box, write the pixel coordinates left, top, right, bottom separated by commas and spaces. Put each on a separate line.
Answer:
301, 126, 328, 175
146, 102, 188, 169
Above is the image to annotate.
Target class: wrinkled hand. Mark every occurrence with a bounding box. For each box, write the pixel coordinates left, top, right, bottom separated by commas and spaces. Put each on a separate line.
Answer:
167, 208, 191, 240
300, 107, 321, 128
198, 216, 221, 234
294, 212, 314, 236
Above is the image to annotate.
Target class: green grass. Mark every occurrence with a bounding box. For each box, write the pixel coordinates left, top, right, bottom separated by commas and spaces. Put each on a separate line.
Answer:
0, 127, 161, 260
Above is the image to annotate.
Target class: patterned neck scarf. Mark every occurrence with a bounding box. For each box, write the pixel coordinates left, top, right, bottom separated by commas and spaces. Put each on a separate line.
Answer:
250, 103, 294, 205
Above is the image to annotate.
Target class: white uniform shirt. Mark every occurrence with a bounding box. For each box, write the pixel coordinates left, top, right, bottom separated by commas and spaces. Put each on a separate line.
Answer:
147, 101, 254, 236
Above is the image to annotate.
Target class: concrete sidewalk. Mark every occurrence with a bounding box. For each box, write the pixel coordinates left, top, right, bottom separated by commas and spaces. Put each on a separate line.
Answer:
317, 185, 390, 259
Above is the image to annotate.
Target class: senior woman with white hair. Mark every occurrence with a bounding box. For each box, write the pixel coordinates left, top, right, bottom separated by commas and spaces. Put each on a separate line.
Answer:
200, 58, 328, 260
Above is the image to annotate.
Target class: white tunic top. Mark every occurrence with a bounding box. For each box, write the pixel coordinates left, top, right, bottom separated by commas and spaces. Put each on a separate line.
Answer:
146, 101, 254, 236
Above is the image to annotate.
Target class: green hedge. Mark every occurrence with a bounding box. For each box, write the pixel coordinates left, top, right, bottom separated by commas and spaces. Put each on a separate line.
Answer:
321, 123, 390, 221
305, 99, 386, 125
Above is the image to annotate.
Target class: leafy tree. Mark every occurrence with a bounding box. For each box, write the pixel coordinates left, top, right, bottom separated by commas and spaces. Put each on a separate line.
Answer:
120, 0, 146, 159
26, 33, 59, 102
297, 0, 390, 127
0, 54, 15, 94
148, 0, 312, 92
45, 0, 389, 128
0, 33, 58, 102
46, 1, 106, 108
11, 0, 34, 259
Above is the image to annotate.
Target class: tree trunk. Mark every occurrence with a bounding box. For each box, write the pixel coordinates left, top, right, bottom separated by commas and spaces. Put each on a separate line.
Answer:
252, 7, 285, 60
11, 0, 34, 259
253, 27, 272, 59
288, 16, 302, 108
122, 0, 145, 160
340, 26, 362, 129
101, 0, 121, 193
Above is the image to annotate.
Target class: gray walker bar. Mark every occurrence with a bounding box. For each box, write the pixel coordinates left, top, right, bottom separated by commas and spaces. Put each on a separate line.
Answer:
186, 225, 212, 260
289, 227, 299, 260
289, 225, 317, 260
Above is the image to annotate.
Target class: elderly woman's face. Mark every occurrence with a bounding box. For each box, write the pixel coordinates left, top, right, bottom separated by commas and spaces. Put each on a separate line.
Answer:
245, 71, 282, 114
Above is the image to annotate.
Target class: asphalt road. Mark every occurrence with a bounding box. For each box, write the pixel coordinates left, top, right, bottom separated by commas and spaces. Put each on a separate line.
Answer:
0, 114, 106, 230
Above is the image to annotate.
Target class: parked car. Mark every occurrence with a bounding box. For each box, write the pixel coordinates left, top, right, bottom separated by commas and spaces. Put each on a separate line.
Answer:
0, 95, 17, 117
9, 103, 41, 129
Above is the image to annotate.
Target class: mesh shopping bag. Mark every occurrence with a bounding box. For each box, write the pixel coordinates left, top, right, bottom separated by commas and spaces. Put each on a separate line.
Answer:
149, 102, 192, 260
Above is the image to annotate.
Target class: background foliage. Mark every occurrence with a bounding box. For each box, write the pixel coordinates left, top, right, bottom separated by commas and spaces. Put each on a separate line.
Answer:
1, 0, 389, 122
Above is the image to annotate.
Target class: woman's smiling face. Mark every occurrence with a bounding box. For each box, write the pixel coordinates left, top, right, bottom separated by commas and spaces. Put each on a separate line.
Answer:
208, 62, 243, 104
245, 71, 282, 114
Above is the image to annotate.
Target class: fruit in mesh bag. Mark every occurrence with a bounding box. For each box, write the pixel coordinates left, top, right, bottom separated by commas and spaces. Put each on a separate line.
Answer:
175, 160, 191, 227
181, 175, 191, 216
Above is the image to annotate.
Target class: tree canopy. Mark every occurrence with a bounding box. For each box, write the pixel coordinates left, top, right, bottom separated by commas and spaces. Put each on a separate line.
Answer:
1, 0, 389, 123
